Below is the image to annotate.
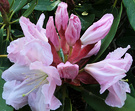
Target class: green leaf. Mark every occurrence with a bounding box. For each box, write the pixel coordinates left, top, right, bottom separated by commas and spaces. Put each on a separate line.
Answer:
63, 97, 72, 111
129, 84, 135, 98
92, 4, 123, 62
34, 0, 60, 11
82, 89, 135, 111
79, 14, 95, 31
116, 29, 135, 50
0, 39, 11, 67
0, 69, 13, 111
22, 0, 38, 17
123, 0, 135, 31
11, 0, 30, 13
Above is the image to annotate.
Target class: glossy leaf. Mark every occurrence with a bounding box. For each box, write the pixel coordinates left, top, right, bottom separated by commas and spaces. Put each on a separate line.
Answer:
79, 14, 95, 31
22, 0, 38, 17
34, 0, 60, 11
82, 88, 135, 111
11, 0, 30, 12
123, 0, 135, 31
92, 4, 123, 62
116, 29, 135, 50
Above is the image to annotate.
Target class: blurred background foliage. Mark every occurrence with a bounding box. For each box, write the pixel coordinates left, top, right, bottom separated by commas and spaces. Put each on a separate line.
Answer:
0, 0, 135, 111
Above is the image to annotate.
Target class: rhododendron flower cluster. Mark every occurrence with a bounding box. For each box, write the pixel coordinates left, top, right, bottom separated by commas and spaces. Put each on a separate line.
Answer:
1, 2, 133, 111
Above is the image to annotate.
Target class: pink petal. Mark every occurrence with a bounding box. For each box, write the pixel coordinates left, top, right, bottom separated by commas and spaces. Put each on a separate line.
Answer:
42, 77, 61, 109
85, 60, 126, 94
83, 40, 101, 58
49, 96, 62, 110
2, 79, 38, 110
105, 81, 130, 108
36, 13, 45, 31
84, 46, 132, 94
105, 45, 130, 60
20, 15, 48, 42
28, 87, 49, 111
20, 39, 53, 66
2, 64, 29, 81
30, 61, 61, 86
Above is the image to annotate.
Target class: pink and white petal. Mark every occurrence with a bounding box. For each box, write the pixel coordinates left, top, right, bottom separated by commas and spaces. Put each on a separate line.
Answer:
19, 17, 34, 40
105, 81, 130, 108
122, 53, 133, 71
83, 40, 101, 58
21, 39, 53, 66
27, 24, 48, 42
49, 96, 62, 110
41, 78, 56, 105
36, 13, 45, 31
2, 64, 30, 81
2, 79, 38, 110
7, 37, 27, 64
85, 60, 127, 93
28, 87, 49, 111
30, 62, 61, 86
105, 45, 130, 60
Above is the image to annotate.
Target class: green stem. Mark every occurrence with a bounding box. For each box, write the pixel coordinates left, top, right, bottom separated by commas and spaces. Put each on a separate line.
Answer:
68, 46, 73, 59
1, 24, 6, 29
113, 0, 118, 7
9, 19, 19, 24
6, 25, 11, 40
0, 23, 3, 25
0, 55, 7, 58
79, 68, 84, 73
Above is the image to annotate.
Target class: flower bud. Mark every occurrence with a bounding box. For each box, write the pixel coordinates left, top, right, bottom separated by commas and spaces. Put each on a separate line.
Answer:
55, 2, 69, 31
57, 61, 79, 80
65, 14, 81, 46
81, 14, 114, 45
46, 16, 60, 51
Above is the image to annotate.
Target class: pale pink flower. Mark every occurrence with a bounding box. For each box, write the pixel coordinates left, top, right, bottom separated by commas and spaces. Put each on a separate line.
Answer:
81, 14, 114, 45
65, 14, 81, 46
55, 2, 69, 31
2, 62, 61, 111
105, 81, 130, 108
7, 39, 53, 66
84, 45, 132, 107
46, 16, 60, 51
57, 61, 79, 79
20, 13, 48, 42
7, 14, 53, 66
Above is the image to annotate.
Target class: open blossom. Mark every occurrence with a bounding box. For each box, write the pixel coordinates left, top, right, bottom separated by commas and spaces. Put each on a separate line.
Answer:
81, 14, 114, 45
7, 14, 52, 66
2, 62, 61, 111
2, 14, 62, 111
2, 1, 119, 110
84, 45, 133, 107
